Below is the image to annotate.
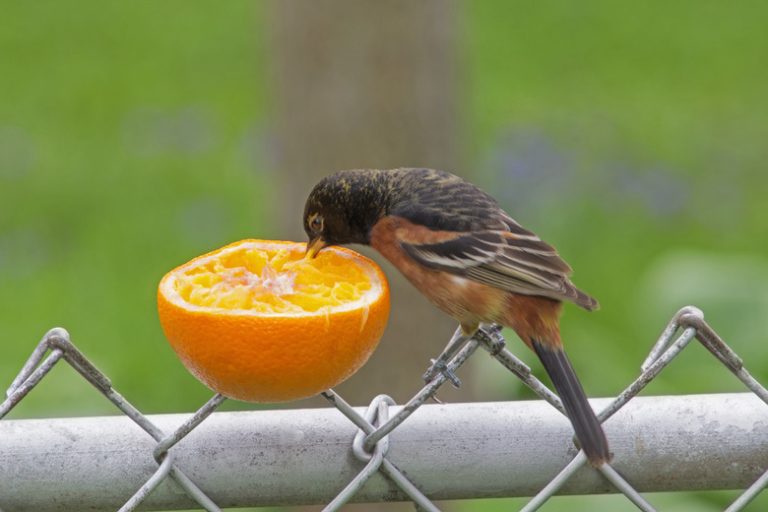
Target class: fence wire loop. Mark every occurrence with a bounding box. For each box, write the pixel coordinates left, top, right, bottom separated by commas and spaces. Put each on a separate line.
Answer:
352, 395, 394, 462
641, 305, 703, 371
2, 305, 768, 511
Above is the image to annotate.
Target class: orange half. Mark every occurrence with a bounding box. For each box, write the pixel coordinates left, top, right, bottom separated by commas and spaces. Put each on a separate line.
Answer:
157, 239, 390, 402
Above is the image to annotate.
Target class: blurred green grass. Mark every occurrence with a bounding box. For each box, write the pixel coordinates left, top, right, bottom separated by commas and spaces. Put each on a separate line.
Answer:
0, 1, 270, 416
1, 1, 767, 510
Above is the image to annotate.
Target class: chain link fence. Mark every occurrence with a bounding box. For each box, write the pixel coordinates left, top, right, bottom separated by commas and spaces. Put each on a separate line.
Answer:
1, 305, 767, 511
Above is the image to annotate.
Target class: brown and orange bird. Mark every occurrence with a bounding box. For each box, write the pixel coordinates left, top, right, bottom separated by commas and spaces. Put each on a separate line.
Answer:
303, 168, 610, 465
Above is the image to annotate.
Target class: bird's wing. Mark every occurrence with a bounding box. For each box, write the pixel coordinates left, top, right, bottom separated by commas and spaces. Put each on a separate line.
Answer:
394, 213, 598, 310
386, 169, 598, 309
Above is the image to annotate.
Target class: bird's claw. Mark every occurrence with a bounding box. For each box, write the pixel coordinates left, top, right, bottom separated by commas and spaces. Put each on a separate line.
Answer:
423, 358, 462, 388
475, 324, 506, 355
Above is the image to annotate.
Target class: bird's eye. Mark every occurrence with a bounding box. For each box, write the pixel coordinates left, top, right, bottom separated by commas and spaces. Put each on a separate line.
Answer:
309, 214, 324, 233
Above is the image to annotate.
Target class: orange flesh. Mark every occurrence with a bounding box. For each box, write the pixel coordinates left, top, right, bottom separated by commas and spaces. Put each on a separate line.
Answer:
174, 246, 373, 313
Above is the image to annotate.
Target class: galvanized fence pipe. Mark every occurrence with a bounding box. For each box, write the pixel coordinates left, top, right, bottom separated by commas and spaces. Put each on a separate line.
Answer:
0, 392, 765, 511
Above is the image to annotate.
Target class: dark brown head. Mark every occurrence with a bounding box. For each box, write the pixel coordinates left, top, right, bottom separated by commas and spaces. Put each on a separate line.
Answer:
303, 170, 392, 257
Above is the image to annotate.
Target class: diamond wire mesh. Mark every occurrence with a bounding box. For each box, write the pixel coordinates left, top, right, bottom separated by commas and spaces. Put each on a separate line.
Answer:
1, 305, 767, 511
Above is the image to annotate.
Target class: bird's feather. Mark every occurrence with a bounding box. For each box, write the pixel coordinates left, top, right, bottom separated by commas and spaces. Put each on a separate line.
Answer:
387, 169, 598, 310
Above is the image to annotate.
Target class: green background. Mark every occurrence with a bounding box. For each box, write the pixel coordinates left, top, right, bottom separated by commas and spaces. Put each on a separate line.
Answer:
2, 2, 767, 510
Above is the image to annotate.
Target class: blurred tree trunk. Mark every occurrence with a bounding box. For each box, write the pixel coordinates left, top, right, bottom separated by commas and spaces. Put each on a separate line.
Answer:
268, 0, 468, 403
268, 2, 465, 509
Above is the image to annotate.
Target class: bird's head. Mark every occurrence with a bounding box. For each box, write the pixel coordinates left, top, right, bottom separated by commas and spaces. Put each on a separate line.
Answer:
303, 170, 391, 258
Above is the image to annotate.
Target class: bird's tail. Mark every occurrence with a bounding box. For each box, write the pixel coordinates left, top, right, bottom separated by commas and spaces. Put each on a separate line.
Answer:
532, 340, 611, 466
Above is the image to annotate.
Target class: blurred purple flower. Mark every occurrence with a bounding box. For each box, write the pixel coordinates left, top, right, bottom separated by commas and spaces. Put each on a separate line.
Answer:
484, 125, 691, 220
484, 128, 578, 210
611, 164, 689, 217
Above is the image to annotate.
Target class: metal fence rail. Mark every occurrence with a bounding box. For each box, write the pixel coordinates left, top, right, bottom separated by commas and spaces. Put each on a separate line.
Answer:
1, 306, 767, 511
0, 393, 766, 511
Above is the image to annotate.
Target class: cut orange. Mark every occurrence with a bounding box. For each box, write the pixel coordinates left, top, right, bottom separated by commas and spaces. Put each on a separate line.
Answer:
157, 239, 390, 402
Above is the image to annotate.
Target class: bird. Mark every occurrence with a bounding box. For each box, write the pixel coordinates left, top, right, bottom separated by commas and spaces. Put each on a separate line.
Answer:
303, 167, 610, 465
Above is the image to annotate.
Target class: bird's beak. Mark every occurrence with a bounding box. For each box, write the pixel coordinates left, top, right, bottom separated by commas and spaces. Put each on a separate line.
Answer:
305, 237, 328, 259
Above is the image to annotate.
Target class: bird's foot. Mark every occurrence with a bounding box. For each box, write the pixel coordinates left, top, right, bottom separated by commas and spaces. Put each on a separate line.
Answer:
475, 323, 506, 354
